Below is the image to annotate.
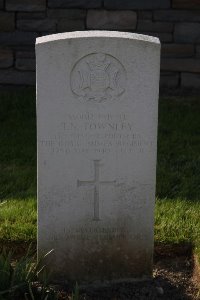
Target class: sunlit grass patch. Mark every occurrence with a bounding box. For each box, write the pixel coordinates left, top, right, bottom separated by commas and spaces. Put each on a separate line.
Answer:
0, 198, 36, 241
155, 198, 200, 249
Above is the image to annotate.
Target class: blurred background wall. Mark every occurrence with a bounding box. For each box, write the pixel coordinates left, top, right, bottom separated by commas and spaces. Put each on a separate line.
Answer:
0, 0, 200, 89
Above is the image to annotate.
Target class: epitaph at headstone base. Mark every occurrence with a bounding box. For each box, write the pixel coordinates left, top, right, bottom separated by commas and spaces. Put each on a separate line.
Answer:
36, 31, 160, 282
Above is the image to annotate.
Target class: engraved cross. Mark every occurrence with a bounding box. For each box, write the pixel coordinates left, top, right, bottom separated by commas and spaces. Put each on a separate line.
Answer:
77, 160, 116, 221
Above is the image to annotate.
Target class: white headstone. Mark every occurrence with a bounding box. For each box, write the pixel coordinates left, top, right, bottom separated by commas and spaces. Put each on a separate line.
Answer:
36, 31, 160, 282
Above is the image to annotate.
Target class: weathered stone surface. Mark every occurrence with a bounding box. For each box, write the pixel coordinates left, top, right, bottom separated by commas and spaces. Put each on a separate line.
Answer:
57, 19, 85, 32
16, 50, 35, 58
87, 10, 137, 30
16, 58, 35, 71
154, 10, 200, 22
0, 49, 13, 68
160, 72, 179, 87
0, 12, 15, 32
104, 0, 170, 9
162, 44, 194, 58
0, 32, 38, 46
181, 72, 200, 88
47, 9, 86, 19
174, 23, 200, 43
138, 11, 153, 20
161, 58, 200, 72
50, 9, 86, 32
0, 69, 35, 85
17, 12, 46, 19
196, 45, 200, 58
6, 0, 46, 11
36, 31, 160, 282
140, 32, 172, 43
37, 32, 53, 39
137, 20, 173, 33
172, 0, 200, 9
17, 19, 56, 32
48, 0, 102, 8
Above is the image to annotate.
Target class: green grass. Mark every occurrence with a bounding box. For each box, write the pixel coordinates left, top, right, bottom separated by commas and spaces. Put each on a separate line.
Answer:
0, 90, 36, 200
155, 198, 200, 244
0, 199, 36, 241
0, 90, 200, 260
157, 96, 200, 200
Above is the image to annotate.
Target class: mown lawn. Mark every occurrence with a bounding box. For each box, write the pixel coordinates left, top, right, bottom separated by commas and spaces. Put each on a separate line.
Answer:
0, 90, 200, 259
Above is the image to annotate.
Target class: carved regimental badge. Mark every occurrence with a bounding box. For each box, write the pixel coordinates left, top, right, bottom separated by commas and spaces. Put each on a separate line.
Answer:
70, 53, 126, 103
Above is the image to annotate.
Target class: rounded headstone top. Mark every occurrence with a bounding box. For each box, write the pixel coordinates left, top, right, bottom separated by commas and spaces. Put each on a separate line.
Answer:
36, 31, 160, 46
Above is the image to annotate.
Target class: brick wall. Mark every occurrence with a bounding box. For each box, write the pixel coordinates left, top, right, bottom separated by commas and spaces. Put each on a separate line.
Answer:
0, 0, 200, 89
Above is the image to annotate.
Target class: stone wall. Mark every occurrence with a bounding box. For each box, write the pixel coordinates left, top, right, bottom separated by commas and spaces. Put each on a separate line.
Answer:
0, 0, 200, 89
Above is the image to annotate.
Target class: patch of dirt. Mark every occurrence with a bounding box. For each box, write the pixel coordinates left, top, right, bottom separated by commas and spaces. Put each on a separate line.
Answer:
57, 245, 199, 299
0, 240, 36, 259
193, 256, 200, 290
1, 242, 199, 299
57, 256, 198, 300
